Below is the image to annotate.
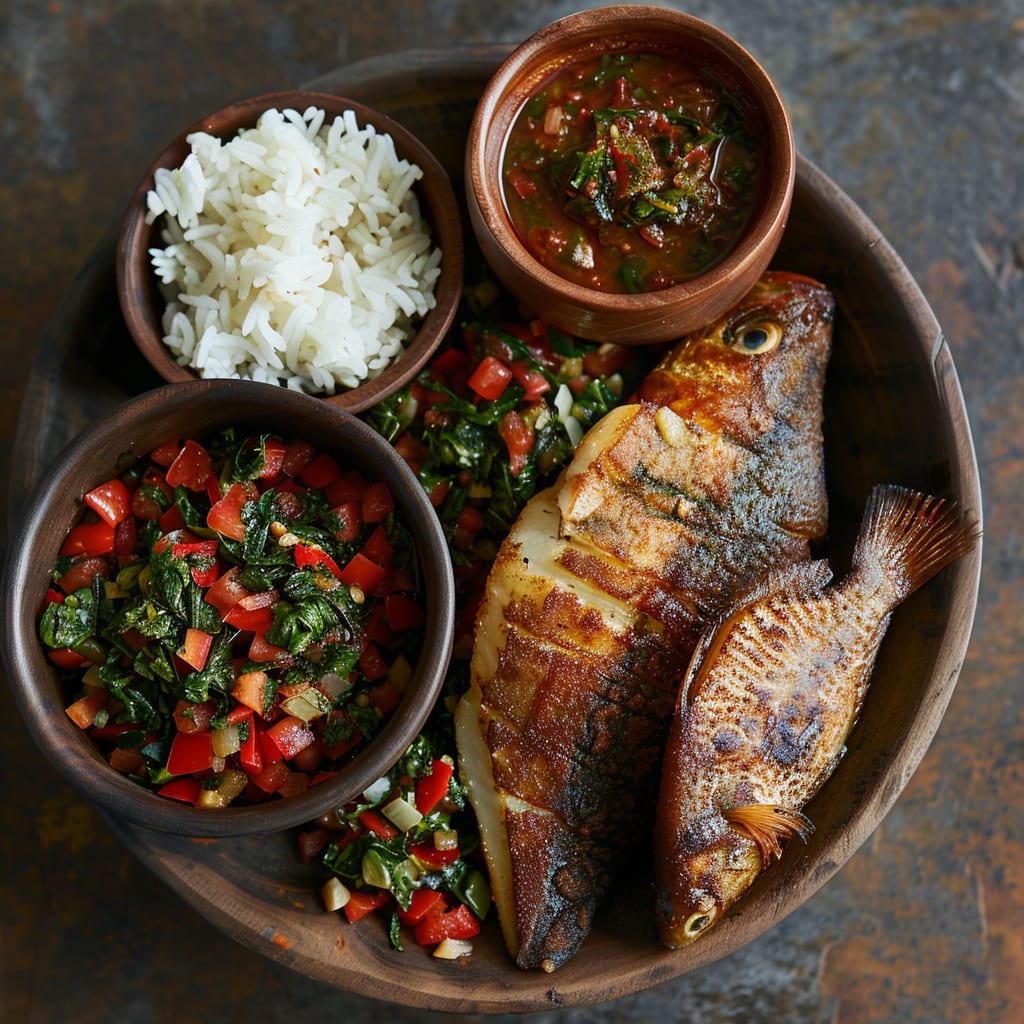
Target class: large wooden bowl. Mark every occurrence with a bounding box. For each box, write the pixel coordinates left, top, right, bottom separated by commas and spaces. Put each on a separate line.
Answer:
6, 47, 982, 1013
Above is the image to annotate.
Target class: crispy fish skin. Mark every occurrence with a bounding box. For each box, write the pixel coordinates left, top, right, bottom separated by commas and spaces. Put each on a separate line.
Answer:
456, 272, 835, 971
654, 484, 980, 948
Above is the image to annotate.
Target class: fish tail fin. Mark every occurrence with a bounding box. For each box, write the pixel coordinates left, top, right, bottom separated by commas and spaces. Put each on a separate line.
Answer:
723, 804, 814, 863
851, 484, 979, 605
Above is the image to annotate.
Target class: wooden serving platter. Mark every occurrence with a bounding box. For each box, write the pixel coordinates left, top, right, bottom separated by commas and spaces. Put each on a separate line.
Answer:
8, 47, 982, 1012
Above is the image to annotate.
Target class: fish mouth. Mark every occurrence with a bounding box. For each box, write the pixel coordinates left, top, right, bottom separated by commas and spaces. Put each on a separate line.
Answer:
682, 903, 721, 941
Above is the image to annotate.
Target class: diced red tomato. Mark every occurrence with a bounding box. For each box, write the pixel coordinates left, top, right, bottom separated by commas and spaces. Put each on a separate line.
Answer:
83, 478, 132, 527
114, 515, 137, 558
250, 760, 292, 794
172, 539, 221, 586
506, 165, 537, 200
324, 469, 369, 506
178, 628, 213, 671
414, 759, 455, 815
298, 451, 342, 489
232, 670, 272, 716
149, 440, 182, 467
108, 745, 145, 775
205, 566, 252, 617
331, 500, 361, 542
360, 525, 393, 568
172, 699, 216, 734
296, 827, 332, 864
55, 557, 109, 596
158, 504, 186, 533
467, 354, 513, 400
60, 522, 115, 558
361, 481, 394, 524
510, 361, 551, 399
498, 410, 534, 476
265, 716, 316, 760
65, 689, 107, 729
343, 889, 391, 923
166, 730, 214, 776
280, 439, 316, 477
382, 593, 422, 631
260, 438, 287, 480
359, 643, 390, 682
339, 553, 388, 593
248, 630, 288, 663
207, 482, 257, 541
165, 440, 213, 492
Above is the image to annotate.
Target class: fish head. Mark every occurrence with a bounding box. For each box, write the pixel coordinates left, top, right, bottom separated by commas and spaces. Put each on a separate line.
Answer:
655, 810, 763, 948
639, 271, 835, 447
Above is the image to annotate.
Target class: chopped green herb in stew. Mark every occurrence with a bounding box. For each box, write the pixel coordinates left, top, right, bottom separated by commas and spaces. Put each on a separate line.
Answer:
502, 51, 762, 293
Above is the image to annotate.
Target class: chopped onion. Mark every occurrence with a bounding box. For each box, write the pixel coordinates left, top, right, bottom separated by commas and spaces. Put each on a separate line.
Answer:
363, 776, 391, 803
322, 876, 351, 912
433, 937, 473, 960
383, 795, 423, 832
211, 723, 240, 758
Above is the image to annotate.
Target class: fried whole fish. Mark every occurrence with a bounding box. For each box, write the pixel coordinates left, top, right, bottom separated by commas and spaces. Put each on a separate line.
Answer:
654, 484, 978, 948
455, 272, 836, 971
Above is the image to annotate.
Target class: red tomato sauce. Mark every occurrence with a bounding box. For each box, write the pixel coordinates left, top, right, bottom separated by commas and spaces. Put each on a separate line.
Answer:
501, 50, 763, 293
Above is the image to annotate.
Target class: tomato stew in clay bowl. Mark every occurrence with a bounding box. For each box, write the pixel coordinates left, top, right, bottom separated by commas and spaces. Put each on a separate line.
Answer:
117, 90, 464, 413
465, 6, 794, 344
1, 380, 455, 837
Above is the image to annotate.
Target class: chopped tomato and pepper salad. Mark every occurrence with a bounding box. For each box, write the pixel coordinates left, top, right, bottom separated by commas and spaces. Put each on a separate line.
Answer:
39, 430, 425, 807
39, 277, 645, 956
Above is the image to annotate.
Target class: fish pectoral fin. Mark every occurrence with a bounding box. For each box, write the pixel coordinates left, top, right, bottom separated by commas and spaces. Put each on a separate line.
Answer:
723, 804, 813, 863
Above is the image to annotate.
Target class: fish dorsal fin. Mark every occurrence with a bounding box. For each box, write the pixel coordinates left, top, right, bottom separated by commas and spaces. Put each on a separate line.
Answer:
681, 559, 833, 705
723, 804, 814, 863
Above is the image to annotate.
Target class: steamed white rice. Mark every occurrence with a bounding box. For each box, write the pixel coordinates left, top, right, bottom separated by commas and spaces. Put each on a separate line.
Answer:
145, 105, 442, 394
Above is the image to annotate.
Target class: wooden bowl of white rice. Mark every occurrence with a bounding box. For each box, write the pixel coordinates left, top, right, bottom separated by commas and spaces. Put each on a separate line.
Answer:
116, 91, 463, 413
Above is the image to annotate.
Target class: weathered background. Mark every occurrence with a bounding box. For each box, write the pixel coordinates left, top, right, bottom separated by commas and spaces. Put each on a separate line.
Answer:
1, 1, 1021, 1021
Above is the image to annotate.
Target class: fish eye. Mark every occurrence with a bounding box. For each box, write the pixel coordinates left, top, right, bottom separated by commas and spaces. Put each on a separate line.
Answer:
725, 319, 782, 355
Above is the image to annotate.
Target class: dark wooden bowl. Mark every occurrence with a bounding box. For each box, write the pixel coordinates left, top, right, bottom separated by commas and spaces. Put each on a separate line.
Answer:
116, 91, 464, 413
465, 6, 794, 344
7, 47, 982, 1012
2, 379, 456, 837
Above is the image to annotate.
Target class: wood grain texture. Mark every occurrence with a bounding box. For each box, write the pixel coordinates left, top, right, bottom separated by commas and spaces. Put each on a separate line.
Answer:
1, 3, 1019, 1022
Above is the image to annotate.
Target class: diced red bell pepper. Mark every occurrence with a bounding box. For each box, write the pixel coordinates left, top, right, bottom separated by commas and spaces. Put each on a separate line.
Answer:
239, 715, 264, 775
114, 515, 137, 558
397, 888, 446, 927
48, 647, 91, 671
223, 592, 276, 632
158, 504, 186, 534
324, 469, 369, 506
165, 730, 214, 776
467, 354, 513, 401
343, 889, 392, 923
506, 165, 537, 200
510, 361, 551, 399
172, 539, 221, 587
165, 439, 213, 492
414, 759, 455, 815
172, 699, 216, 734
109, 745, 145, 775
158, 777, 201, 804
294, 543, 342, 578
359, 809, 399, 839
409, 839, 461, 871
60, 522, 115, 558
83, 478, 132, 527
413, 901, 480, 946
359, 643, 390, 682
339, 553, 387, 593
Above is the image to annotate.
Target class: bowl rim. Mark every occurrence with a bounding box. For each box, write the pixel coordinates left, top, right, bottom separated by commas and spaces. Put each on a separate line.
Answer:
115, 89, 465, 414
465, 4, 796, 316
1, 378, 456, 836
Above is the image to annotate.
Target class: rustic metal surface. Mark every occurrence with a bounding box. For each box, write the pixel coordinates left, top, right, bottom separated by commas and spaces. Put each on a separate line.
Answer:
1, 2, 1020, 1021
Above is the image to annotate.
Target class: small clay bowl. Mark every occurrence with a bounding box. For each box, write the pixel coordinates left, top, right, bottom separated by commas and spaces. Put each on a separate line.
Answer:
2, 380, 456, 837
465, 6, 795, 344
117, 91, 464, 413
